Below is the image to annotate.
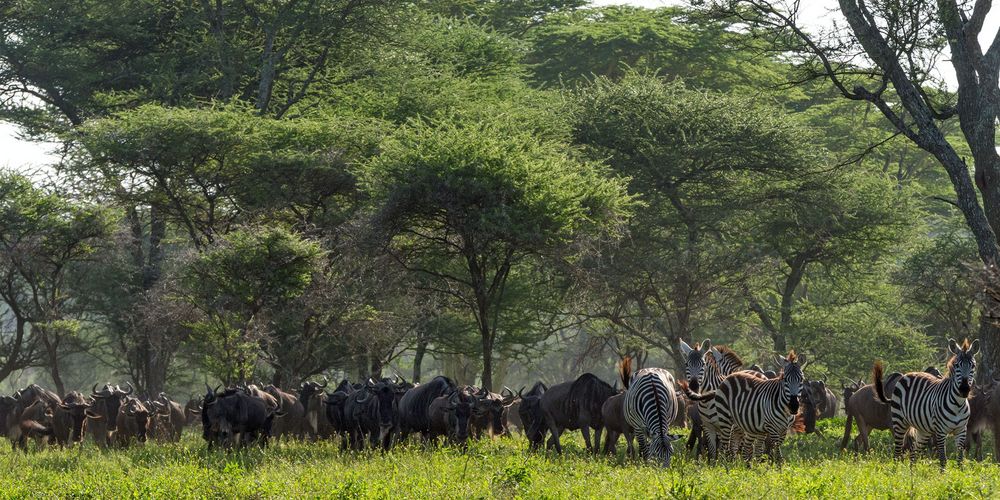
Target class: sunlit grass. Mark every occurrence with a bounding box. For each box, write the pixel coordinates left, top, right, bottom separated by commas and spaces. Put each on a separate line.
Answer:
0, 418, 997, 498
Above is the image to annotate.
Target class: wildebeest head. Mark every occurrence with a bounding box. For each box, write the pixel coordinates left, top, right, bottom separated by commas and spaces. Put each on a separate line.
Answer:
803, 379, 829, 415
59, 391, 93, 443
517, 382, 547, 449
323, 380, 353, 431
121, 397, 151, 443
773, 351, 805, 414
947, 338, 979, 397
90, 382, 133, 432
298, 377, 328, 413
678, 339, 712, 392
443, 390, 473, 442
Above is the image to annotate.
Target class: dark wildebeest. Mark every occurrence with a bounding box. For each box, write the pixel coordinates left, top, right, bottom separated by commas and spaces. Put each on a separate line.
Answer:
471, 386, 517, 439
601, 392, 634, 456
298, 378, 330, 439
87, 382, 133, 448
518, 382, 548, 450
6, 385, 60, 450
925, 366, 943, 378
347, 379, 398, 450
803, 379, 839, 419
398, 375, 456, 442
264, 385, 306, 441
323, 379, 354, 449
200, 386, 281, 449
115, 397, 152, 446
427, 389, 475, 446
540, 373, 616, 454
53, 391, 93, 447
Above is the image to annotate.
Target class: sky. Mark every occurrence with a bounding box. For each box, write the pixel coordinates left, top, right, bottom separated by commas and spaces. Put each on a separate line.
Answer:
1, 0, 998, 172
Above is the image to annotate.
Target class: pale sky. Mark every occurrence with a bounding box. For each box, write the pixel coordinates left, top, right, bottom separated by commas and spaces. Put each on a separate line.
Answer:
2, 0, 998, 172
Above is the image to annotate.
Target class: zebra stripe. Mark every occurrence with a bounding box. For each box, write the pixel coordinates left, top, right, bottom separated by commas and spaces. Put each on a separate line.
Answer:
874, 338, 978, 469
715, 352, 804, 464
624, 367, 680, 467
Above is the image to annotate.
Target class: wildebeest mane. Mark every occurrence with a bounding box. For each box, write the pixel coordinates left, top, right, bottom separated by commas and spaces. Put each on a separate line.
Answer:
568, 373, 615, 423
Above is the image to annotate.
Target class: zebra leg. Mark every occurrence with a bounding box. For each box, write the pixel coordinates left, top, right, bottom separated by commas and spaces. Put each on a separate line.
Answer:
704, 428, 718, 462
956, 428, 967, 468
934, 432, 947, 470
637, 433, 647, 461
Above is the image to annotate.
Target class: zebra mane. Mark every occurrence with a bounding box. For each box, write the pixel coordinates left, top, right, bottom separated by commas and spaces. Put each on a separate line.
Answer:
715, 345, 743, 367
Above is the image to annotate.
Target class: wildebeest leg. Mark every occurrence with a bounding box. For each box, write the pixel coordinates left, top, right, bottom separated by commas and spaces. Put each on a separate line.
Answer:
593, 425, 603, 455
603, 429, 618, 455
624, 428, 635, 458
581, 424, 593, 453
544, 413, 562, 454
840, 413, 853, 450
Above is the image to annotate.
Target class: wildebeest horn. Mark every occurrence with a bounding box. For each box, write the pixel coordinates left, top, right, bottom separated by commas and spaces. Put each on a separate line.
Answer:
85, 410, 102, 419
319, 376, 329, 388
91, 383, 107, 398
123, 382, 134, 395
517, 386, 526, 398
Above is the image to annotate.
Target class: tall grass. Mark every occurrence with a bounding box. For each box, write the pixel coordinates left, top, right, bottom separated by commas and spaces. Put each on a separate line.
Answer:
0, 418, 996, 499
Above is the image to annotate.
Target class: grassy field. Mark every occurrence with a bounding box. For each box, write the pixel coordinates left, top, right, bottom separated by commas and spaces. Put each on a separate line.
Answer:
1, 419, 999, 499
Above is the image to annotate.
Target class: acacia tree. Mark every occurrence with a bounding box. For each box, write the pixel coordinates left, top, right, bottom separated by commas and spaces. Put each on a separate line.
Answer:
570, 74, 822, 368
0, 171, 113, 393
179, 226, 322, 385
709, 0, 1000, 377
365, 110, 633, 390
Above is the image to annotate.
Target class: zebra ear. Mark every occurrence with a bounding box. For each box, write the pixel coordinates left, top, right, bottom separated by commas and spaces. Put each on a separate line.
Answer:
948, 338, 959, 355
678, 340, 693, 356
710, 347, 723, 363
970, 339, 981, 355
798, 353, 808, 367
771, 354, 784, 367
702, 339, 712, 352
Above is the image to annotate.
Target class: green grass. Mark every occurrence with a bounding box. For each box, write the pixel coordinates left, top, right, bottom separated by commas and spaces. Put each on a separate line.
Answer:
1, 418, 998, 499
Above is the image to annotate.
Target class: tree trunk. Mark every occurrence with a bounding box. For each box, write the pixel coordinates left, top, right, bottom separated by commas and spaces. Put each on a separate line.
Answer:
481, 334, 494, 391
412, 335, 428, 383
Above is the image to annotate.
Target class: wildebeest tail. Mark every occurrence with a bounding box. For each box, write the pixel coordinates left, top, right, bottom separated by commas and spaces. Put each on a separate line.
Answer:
619, 357, 632, 390
789, 412, 806, 434
871, 361, 889, 404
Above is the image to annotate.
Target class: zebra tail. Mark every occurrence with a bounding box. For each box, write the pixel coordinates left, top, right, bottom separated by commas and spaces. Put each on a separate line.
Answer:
677, 380, 715, 401
872, 361, 889, 404
619, 357, 632, 390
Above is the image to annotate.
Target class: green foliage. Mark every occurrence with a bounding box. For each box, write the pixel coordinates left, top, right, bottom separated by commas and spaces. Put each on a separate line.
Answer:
1, 431, 999, 498
527, 7, 786, 89
180, 226, 323, 382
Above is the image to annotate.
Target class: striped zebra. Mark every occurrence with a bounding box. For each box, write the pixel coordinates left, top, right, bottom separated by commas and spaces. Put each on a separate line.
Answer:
678, 339, 746, 460
715, 351, 805, 465
620, 357, 711, 466
872, 338, 978, 469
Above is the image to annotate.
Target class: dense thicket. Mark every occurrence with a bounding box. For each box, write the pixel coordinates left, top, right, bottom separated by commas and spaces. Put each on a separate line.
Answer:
0, 1, 979, 393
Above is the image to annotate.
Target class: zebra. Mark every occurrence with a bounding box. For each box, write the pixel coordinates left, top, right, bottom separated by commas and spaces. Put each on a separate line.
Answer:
678, 339, 747, 460
872, 338, 978, 469
715, 350, 805, 465
620, 357, 711, 466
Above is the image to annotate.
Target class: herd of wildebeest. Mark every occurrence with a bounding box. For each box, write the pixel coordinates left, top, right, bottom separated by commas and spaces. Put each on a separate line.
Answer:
0, 337, 991, 469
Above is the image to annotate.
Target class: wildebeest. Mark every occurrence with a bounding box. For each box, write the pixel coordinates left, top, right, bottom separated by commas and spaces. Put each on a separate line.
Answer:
964, 380, 993, 461
518, 382, 548, 450
184, 396, 202, 426
803, 379, 838, 419
148, 393, 185, 442
840, 372, 903, 452
470, 386, 517, 439
298, 378, 330, 439
200, 385, 282, 449
428, 389, 475, 446
87, 382, 133, 448
601, 392, 633, 456
53, 391, 93, 447
5, 385, 60, 450
539, 373, 616, 454
115, 397, 152, 446
398, 375, 456, 442
344, 379, 399, 450
264, 385, 306, 441
323, 379, 355, 449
